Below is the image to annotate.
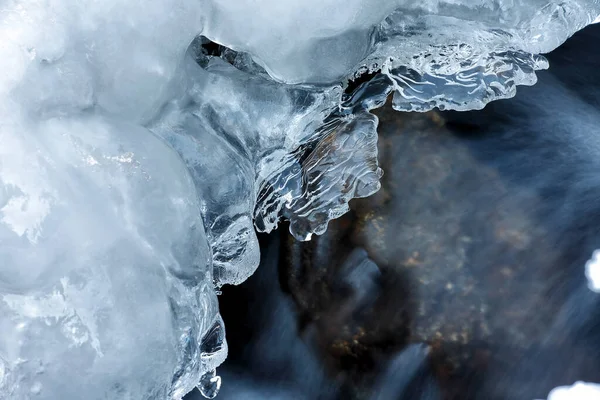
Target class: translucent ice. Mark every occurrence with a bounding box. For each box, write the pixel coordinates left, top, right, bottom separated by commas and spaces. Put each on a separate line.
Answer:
203, 0, 600, 110
0, 115, 226, 399
0, 2, 221, 399
1, 0, 599, 399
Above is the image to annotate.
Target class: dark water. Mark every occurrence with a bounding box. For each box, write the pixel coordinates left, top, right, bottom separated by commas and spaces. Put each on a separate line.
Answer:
186, 23, 600, 400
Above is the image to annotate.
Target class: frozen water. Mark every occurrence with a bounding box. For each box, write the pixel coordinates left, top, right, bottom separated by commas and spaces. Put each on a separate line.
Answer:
585, 250, 600, 293
204, 1, 600, 109
0, 115, 225, 399
0, 0, 599, 399
204, 1, 599, 86
585, 250, 600, 292
545, 381, 600, 400
197, 370, 221, 399
0, 2, 220, 399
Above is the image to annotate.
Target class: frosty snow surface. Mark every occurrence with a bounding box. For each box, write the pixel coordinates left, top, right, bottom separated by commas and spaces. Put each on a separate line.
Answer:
0, 1, 599, 399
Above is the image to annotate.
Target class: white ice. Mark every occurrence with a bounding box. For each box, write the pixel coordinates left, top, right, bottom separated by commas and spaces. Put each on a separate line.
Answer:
585, 249, 600, 292
545, 381, 600, 400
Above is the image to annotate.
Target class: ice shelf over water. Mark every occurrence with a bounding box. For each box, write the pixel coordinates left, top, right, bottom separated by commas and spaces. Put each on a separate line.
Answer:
1, 1, 599, 399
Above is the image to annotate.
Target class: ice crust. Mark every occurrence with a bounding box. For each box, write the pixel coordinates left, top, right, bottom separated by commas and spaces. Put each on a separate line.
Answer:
545, 381, 600, 400
0, 1, 599, 399
585, 249, 600, 292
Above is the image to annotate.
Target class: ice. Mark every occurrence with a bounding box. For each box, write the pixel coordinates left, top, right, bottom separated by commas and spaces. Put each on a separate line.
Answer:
0, 2, 222, 398
150, 45, 381, 277
545, 381, 600, 400
1, 0, 599, 399
204, 1, 600, 109
202, 0, 404, 84
0, 115, 225, 399
203, 1, 599, 86
585, 250, 600, 292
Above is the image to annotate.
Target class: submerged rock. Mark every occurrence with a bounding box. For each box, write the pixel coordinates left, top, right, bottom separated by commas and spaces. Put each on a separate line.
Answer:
280, 91, 600, 398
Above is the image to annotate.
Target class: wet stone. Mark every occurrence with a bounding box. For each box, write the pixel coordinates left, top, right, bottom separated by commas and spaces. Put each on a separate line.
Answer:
279, 101, 598, 399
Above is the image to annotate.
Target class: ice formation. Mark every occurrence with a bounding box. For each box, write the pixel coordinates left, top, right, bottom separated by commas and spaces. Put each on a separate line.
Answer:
545, 381, 600, 400
1, 1, 599, 399
585, 249, 600, 292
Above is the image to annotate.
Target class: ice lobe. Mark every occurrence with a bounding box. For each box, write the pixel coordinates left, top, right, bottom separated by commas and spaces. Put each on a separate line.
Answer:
0, 115, 224, 399
585, 250, 600, 292
0, 2, 221, 399
1, 0, 600, 399
545, 381, 600, 399
204, 1, 600, 108
150, 42, 382, 282
201, 0, 405, 83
